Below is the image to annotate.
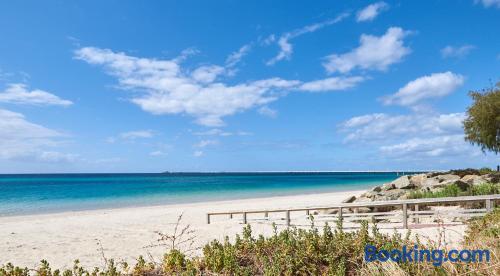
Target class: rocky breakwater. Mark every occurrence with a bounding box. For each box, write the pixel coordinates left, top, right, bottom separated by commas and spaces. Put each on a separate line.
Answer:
341, 170, 499, 213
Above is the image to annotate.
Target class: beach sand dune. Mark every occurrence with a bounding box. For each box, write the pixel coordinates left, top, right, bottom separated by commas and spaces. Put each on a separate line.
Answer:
0, 190, 466, 269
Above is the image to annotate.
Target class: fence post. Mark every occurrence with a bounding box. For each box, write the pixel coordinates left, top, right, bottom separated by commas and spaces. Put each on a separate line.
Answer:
486, 199, 492, 212
306, 209, 310, 216
229, 213, 233, 219
286, 210, 291, 226
338, 207, 343, 221
265, 211, 269, 218
207, 214, 211, 224
243, 212, 247, 224
414, 204, 419, 224
402, 203, 408, 229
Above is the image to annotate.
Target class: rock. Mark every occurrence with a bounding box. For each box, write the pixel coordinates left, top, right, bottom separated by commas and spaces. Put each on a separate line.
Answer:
391, 176, 413, 189
422, 177, 446, 189
454, 180, 470, 191
376, 189, 407, 200
371, 186, 382, 192
354, 207, 372, 213
353, 196, 372, 203
410, 174, 427, 187
436, 174, 460, 183
381, 182, 395, 191
364, 191, 380, 199
484, 173, 500, 184
342, 195, 356, 203
461, 175, 487, 186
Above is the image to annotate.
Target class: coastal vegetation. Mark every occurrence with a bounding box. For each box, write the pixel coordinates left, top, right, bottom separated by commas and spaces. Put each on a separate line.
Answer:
407, 182, 500, 199
1, 209, 499, 276
342, 169, 500, 204
463, 82, 500, 154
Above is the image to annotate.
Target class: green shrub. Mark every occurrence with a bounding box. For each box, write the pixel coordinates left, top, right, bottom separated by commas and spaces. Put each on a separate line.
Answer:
409, 182, 499, 199
472, 182, 500, 195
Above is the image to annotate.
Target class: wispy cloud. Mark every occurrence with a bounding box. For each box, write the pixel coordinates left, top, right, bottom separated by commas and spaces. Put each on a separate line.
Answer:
340, 112, 465, 142
381, 72, 464, 107
340, 111, 480, 161
299, 76, 365, 92
0, 108, 75, 162
266, 13, 349, 65
194, 139, 218, 148
379, 135, 467, 158
225, 44, 252, 67
106, 130, 155, 143
75, 46, 364, 127
194, 129, 252, 136
476, 0, 500, 8
441, 45, 475, 58
0, 83, 72, 107
323, 27, 411, 74
149, 150, 166, 156
356, 2, 389, 22
258, 106, 278, 118
119, 130, 154, 139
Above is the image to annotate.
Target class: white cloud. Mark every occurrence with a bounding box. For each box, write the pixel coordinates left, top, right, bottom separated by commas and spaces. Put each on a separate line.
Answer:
191, 65, 225, 83
356, 2, 389, 22
0, 108, 74, 162
340, 112, 484, 162
193, 150, 203, 157
299, 76, 364, 92
340, 112, 465, 142
323, 27, 410, 74
194, 139, 218, 148
266, 13, 349, 65
193, 128, 251, 136
342, 113, 386, 128
149, 150, 166, 156
379, 135, 466, 158
225, 44, 252, 67
119, 130, 154, 139
258, 106, 278, 118
476, 0, 500, 8
93, 157, 124, 164
382, 72, 464, 106
0, 83, 72, 106
38, 151, 79, 163
441, 45, 475, 58
75, 47, 363, 127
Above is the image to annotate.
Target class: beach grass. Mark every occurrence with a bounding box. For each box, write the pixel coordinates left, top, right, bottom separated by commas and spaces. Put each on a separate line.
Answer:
408, 182, 500, 199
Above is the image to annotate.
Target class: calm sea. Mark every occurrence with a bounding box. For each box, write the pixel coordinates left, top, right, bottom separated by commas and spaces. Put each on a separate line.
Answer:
0, 172, 409, 216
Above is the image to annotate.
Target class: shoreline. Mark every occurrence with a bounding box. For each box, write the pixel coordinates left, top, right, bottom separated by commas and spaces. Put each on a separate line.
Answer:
0, 188, 467, 269
0, 182, 388, 218
1, 189, 368, 220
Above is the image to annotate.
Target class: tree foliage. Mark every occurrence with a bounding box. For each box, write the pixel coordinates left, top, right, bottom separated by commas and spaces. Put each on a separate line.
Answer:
463, 82, 500, 154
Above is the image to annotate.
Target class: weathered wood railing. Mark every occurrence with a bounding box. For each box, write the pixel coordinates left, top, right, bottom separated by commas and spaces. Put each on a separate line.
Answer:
206, 194, 500, 229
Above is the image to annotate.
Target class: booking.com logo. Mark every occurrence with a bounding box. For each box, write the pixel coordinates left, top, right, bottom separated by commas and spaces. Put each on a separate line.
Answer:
364, 245, 490, 266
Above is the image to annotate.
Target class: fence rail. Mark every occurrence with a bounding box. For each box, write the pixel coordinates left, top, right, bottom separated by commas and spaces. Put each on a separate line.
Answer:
206, 194, 500, 228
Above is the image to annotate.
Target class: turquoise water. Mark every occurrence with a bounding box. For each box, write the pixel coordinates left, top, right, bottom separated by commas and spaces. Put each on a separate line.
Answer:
0, 172, 406, 216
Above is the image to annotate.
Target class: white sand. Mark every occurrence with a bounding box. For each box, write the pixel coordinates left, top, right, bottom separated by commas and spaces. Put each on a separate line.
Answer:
0, 190, 466, 269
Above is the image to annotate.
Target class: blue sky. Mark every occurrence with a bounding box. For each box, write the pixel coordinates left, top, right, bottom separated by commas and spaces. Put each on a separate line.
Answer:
0, 0, 499, 173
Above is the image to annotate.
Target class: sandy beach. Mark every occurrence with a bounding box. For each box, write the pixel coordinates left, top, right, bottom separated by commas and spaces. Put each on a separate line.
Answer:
0, 189, 466, 269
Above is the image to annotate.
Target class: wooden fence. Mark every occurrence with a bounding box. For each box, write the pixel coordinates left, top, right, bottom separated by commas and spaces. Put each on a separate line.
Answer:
206, 194, 500, 229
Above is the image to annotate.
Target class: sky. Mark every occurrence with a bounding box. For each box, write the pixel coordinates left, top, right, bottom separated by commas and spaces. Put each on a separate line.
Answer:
0, 0, 499, 173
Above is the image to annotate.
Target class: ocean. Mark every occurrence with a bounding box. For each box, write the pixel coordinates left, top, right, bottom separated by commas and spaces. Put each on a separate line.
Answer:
0, 172, 408, 216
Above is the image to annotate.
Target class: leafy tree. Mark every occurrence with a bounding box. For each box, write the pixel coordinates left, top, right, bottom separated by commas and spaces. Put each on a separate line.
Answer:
463, 82, 500, 154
